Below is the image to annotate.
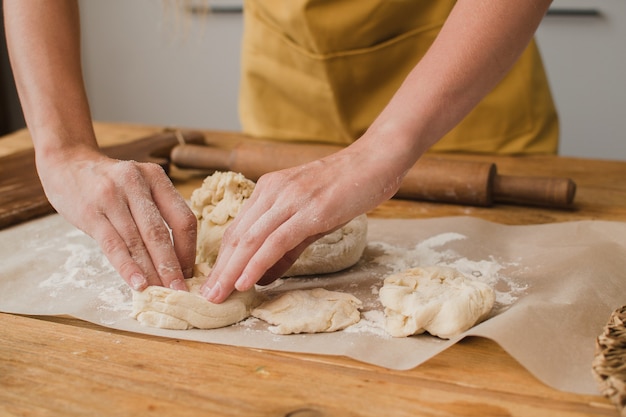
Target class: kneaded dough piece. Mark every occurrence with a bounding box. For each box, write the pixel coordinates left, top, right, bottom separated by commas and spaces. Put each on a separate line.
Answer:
190, 171, 255, 265
284, 214, 368, 277
379, 266, 495, 339
251, 288, 362, 335
191, 171, 368, 276
131, 276, 262, 330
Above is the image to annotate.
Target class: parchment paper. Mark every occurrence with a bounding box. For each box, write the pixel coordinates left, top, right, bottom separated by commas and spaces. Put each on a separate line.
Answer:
1, 214, 625, 396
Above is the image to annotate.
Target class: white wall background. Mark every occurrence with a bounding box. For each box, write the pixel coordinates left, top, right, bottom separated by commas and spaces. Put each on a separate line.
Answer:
535, 0, 626, 160
79, 0, 243, 131
79, 0, 625, 160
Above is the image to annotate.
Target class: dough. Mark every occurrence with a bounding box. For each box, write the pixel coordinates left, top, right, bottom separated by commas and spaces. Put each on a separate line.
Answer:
190, 171, 255, 265
191, 171, 368, 276
251, 288, 362, 334
284, 214, 368, 276
379, 266, 495, 339
131, 273, 262, 330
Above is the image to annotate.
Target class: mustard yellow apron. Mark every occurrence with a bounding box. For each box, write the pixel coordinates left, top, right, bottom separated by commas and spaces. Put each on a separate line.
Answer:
239, 0, 559, 154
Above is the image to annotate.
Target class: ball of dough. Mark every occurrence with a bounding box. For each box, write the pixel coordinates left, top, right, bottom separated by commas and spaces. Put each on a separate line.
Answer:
379, 266, 495, 339
190, 171, 255, 265
284, 213, 368, 277
191, 171, 368, 276
251, 288, 362, 334
131, 274, 263, 330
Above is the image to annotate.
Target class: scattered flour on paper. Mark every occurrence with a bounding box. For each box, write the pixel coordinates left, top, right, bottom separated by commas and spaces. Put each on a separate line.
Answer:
369, 232, 467, 273
345, 232, 527, 338
344, 310, 389, 338
368, 232, 526, 308
98, 285, 132, 314
37, 230, 131, 315
31, 226, 524, 337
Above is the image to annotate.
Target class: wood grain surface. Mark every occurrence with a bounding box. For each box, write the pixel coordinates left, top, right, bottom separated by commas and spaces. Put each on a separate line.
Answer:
1, 313, 617, 417
1, 122, 625, 417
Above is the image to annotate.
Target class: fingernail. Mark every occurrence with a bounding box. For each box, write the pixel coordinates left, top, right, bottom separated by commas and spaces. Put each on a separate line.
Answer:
202, 281, 221, 301
235, 272, 249, 291
201, 285, 211, 299
169, 279, 187, 291
130, 273, 147, 290
183, 267, 194, 279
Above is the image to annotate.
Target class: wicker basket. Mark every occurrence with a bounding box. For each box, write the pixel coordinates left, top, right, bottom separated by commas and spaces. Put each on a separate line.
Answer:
593, 305, 626, 416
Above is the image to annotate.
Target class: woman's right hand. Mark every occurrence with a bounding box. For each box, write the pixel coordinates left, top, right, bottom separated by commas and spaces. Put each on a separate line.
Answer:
4, 0, 196, 292
36, 144, 197, 292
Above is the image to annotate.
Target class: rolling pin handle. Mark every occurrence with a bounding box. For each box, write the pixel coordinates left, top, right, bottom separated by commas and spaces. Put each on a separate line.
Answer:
170, 144, 232, 172
492, 175, 576, 208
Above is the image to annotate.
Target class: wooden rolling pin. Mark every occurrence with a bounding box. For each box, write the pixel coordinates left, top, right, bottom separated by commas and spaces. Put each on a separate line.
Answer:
171, 141, 576, 208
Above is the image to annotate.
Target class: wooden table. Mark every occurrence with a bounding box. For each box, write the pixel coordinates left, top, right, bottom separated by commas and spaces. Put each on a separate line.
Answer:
1, 122, 625, 417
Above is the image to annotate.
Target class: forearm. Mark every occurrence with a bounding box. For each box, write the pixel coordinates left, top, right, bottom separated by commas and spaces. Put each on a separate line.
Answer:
4, 1, 197, 292
3, 0, 97, 159
361, 0, 552, 170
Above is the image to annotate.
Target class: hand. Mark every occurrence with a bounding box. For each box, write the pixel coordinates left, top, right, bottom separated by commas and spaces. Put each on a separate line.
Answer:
36, 145, 197, 291
200, 142, 406, 303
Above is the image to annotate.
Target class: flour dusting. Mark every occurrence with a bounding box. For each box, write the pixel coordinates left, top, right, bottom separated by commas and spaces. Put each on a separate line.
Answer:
339, 232, 526, 339
28, 224, 524, 338
38, 243, 115, 296
370, 232, 466, 274
36, 228, 131, 314
344, 310, 389, 338
368, 232, 526, 309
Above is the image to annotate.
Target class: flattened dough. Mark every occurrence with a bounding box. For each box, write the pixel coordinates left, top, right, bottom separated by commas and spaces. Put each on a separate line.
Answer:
251, 288, 362, 334
379, 266, 495, 339
131, 275, 262, 330
191, 171, 368, 276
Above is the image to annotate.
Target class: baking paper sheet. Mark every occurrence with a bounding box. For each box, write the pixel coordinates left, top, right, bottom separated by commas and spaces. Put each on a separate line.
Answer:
1, 214, 625, 395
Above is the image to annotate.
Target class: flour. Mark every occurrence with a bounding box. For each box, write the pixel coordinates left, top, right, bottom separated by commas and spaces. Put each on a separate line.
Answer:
38, 243, 114, 296
237, 316, 261, 329
239, 232, 524, 338
36, 228, 131, 314
344, 310, 390, 338
370, 232, 467, 273
369, 233, 526, 309
28, 223, 523, 337
98, 286, 132, 313
344, 233, 526, 339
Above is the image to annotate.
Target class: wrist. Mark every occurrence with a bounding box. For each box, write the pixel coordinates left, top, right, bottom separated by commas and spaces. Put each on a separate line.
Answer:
32, 130, 103, 174
357, 121, 428, 176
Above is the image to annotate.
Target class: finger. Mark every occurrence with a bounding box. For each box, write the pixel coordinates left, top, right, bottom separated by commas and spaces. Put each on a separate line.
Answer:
255, 223, 344, 286
90, 212, 153, 291
201, 204, 297, 302
112, 161, 187, 291
234, 219, 319, 291
206, 213, 308, 303
85, 166, 161, 289
128, 188, 187, 291
148, 166, 197, 279
200, 184, 280, 285
256, 239, 314, 286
